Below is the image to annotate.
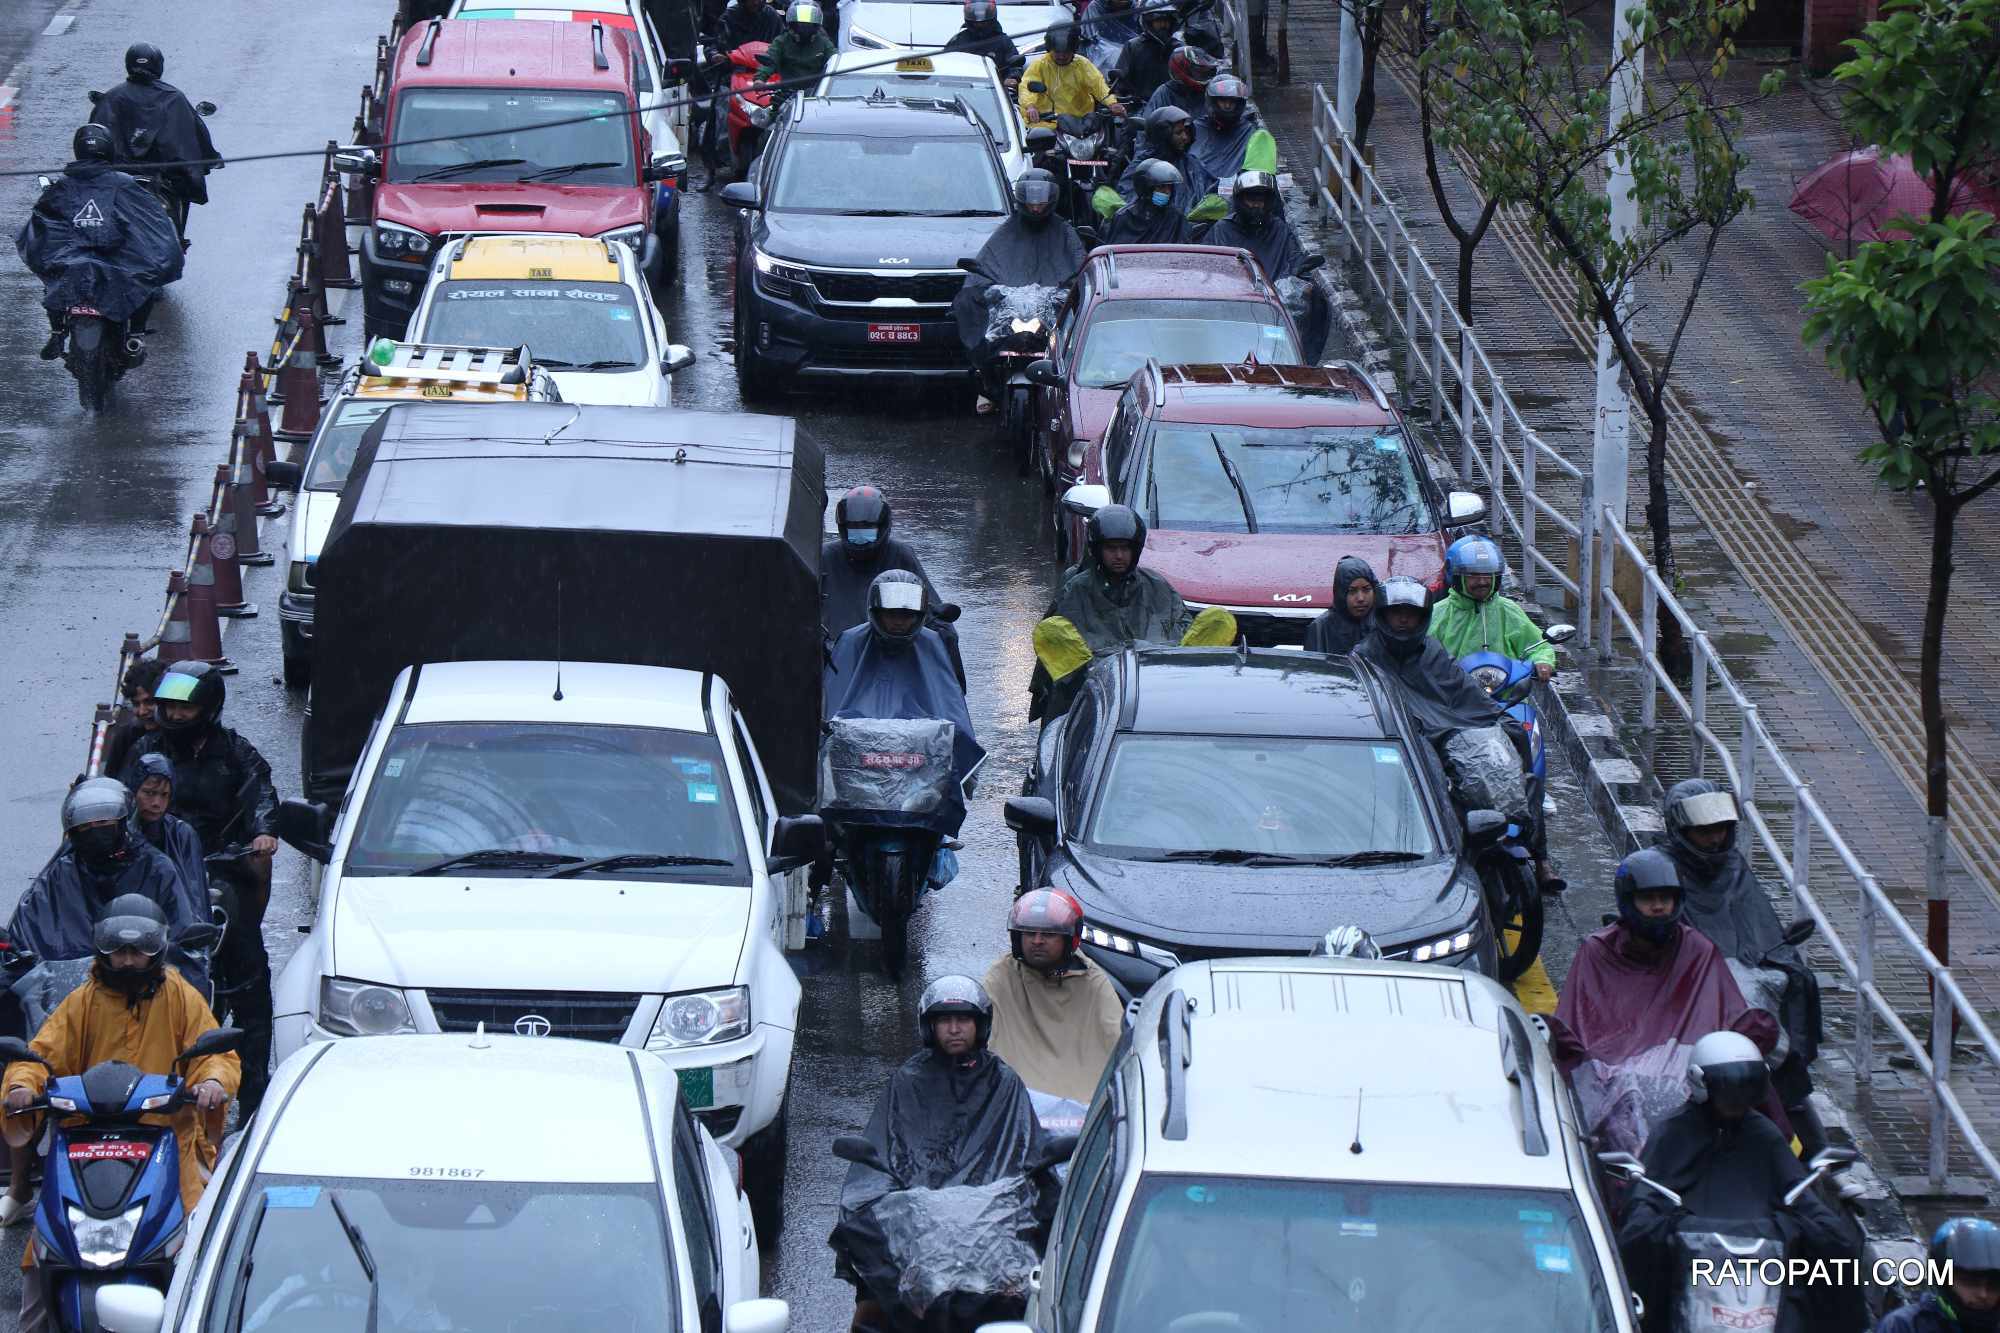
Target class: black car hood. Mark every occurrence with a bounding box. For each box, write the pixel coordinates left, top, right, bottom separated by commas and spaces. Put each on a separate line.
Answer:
758, 209, 1008, 271
1052, 844, 1479, 953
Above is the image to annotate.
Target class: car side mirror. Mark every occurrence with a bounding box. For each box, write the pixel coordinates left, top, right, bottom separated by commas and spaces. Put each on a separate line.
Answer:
1026, 358, 1063, 388
1060, 482, 1112, 516
1542, 622, 1576, 645
957, 257, 982, 273
264, 459, 303, 491
1444, 490, 1487, 528
666, 58, 696, 80
195, 100, 218, 117
95, 1286, 166, 1333
662, 343, 696, 374
1004, 795, 1058, 837
723, 1301, 790, 1333
276, 798, 334, 864
768, 814, 826, 875
1464, 808, 1507, 845
719, 181, 762, 209
87, 90, 104, 106
1296, 253, 1325, 273
332, 148, 380, 179
177, 1027, 245, 1067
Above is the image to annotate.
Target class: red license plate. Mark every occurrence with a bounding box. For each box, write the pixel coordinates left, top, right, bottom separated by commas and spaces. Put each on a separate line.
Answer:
68, 1141, 151, 1163
866, 324, 921, 344
67, 305, 102, 317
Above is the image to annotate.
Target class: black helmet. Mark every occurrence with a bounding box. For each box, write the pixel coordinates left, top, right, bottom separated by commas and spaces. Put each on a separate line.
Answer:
866, 570, 927, 647
835, 484, 892, 555
1145, 104, 1194, 155
1014, 167, 1060, 224
1373, 576, 1431, 660
1614, 846, 1684, 945
1140, 0, 1179, 34
93, 894, 168, 958
964, 0, 999, 23
918, 974, 993, 1049
1086, 503, 1147, 571
1687, 1030, 1769, 1118
1168, 44, 1219, 92
1233, 168, 1279, 229
1181, 13, 1226, 55
1205, 72, 1249, 127
157, 660, 225, 730
125, 42, 165, 83
1663, 777, 1740, 873
73, 123, 117, 164
1045, 19, 1081, 54
1136, 157, 1183, 202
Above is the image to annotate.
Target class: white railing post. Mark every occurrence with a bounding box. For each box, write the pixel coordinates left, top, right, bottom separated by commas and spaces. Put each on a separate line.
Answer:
1691, 631, 1711, 779
1594, 512, 1615, 662
1790, 795, 1812, 916
1931, 974, 1955, 1191
1856, 877, 1878, 1086
1403, 246, 1421, 386
1457, 337, 1476, 478
1488, 377, 1506, 532
1521, 432, 1538, 599
1576, 477, 1595, 649
1429, 287, 1446, 426
1639, 573, 1658, 731
1738, 704, 1760, 805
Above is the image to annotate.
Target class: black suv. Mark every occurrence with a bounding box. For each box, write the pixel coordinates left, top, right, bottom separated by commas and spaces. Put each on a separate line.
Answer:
720, 95, 1012, 400
1006, 647, 1499, 999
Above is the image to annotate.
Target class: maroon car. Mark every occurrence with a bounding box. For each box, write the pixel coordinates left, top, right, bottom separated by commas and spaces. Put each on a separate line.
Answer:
1058, 362, 1490, 644
1026, 245, 1304, 493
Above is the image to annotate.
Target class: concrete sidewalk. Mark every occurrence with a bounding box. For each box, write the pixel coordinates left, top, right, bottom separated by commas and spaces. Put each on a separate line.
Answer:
1252, 3, 2000, 1231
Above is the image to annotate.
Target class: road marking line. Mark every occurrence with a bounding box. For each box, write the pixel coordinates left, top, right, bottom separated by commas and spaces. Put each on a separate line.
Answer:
1512, 958, 1558, 1015
0, 86, 15, 112
43, 14, 75, 36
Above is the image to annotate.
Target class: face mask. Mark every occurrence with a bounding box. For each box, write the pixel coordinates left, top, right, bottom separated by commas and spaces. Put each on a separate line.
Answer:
845, 527, 880, 548
1630, 914, 1678, 945
1149, 190, 1172, 208
72, 824, 128, 870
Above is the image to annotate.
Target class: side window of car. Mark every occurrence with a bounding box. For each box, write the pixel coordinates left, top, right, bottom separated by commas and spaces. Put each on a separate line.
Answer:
1056, 296, 1082, 365
1059, 685, 1101, 830
731, 714, 771, 849
1103, 388, 1140, 493
673, 1102, 725, 1333
1056, 1101, 1122, 1330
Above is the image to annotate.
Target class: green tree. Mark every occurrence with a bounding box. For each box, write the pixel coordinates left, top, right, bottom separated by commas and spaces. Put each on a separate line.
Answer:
1802, 0, 2000, 925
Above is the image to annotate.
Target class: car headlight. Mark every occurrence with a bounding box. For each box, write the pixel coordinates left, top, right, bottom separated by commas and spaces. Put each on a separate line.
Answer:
600, 223, 648, 255
752, 247, 811, 297
847, 25, 893, 48
647, 987, 751, 1050
1406, 928, 1478, 964
287, 560, 314, 594
1082, 923, 1135, 954
373, 221, 432, 258
318, 977, 417, 1037
70, 1204, 144, 1269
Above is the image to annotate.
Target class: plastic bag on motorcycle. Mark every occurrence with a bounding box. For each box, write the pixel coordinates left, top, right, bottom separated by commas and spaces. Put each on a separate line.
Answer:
11, 957, 95, 1034
1443, 725, 1531, 821
1676, 1222, 1785, 1333
983, 283, 1067, 344
1569, 1038, 1695, 1158
1725, 959, 1793, 1068
15, 173, 184, 321
819, 717, 960, 826
872, 1175, 1042, 1320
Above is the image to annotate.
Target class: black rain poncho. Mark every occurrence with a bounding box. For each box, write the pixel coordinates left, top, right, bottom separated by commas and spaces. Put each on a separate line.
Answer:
1030, 564, 1190, 719
1189, 111, 1260, 182
824, 624, 985, 835
1618, 1102, 1862, 1333
1141, 78, 1206, 121
89, 78, 219, 203
1102, 197, 1193, 243
1301, 556, 1376, 656
831, 1048, 1058, 1328
942, 23, 1024, 78
138, 812, 209, 925
1111, 32, 1175, 106
16, 162, 184, 322
953, 218, 1087, 364
1202, 209, 1309, 281
820, 537, 964, 686
6, 841, 206, 995
1353, 628, 1506, 735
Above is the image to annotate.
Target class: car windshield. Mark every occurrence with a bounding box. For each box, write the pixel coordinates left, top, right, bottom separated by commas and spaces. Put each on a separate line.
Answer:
345, 722, 749, 881
1143, 424, 1427, 535
768, 133, 1008, 215
1098, 1176, 1618, 1331
206, 1175, 678, 1333
1073, 300, 1297, 388
1086, 735, 1434, 857
419, 280, 648, 368
388, 88, 634, 184
820, 75, 1011, 147
304, 401, 396, 491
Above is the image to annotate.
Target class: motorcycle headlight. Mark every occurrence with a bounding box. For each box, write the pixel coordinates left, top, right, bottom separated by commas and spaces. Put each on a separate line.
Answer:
70, 1204, 144, 1269
1405, 928, 1478, 964
318, 976, 417, 1037
373, 221, 432, 258
746, 103, 773, 129
1470, 666, 1507, 692
646, 987, 751, 1050
600, 224, 648, 256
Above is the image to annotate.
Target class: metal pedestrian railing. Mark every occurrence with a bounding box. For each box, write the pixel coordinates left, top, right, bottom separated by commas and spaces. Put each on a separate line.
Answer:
1309, 83, 2000, 1194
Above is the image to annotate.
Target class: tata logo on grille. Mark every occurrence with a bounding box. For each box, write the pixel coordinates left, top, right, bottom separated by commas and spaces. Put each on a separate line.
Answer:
513, 1014, 553, 1037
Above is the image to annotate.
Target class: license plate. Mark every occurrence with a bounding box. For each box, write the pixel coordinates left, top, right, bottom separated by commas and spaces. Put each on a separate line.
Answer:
68, 1141, 150, 1163
867, 324, 921, 344
677, 1066, 714, 1109
67, 305, 102, 317
1068, 159, 1108, 168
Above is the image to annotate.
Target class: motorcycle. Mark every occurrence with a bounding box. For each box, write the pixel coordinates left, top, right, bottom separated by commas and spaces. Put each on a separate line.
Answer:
60, 297, 134, 414
1023, 84, 1125, 224
721, 42, 775, 184
84, 90, 218, 251
961, 267, 1064, 475
0, 1026, 243, 1332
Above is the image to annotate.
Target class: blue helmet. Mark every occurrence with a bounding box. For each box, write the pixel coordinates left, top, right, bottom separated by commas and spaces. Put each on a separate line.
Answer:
1445, 535, 1504, 594
1932, 1217, 2000, 1280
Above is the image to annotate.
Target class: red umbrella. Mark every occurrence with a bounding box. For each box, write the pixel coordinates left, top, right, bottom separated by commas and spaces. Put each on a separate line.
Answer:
1788, 148, 1995, 246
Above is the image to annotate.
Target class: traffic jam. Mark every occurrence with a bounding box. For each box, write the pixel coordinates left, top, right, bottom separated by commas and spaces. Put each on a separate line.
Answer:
2, 0, 1942, 1330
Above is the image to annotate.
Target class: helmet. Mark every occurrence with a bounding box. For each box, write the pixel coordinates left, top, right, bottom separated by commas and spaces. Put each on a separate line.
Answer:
62, 777, 134, 834
1232, 168, 1279, 228
1140, 0, 1179, 32
1045, 19, 1081, 53
1014, 167, 1060, 224
964, 0, 999, 23
1008, 889, 1085, 963
1373, 575, 1431, 660
1313, 925, 1383, 959
1614, 846, 1684, 945
1445, 534, 1505, 594
73, 124, 117, 164
1086, 503, 1147, 571
786, 1, 822, 35
1168, 44, 1219, 92
1205, 72, 1249, 126
918, 974, 993, 1049
1932, 1218, 2000, 1283
1145, 104, 1195, 153
92, 894, 168, 958
835, 484, 892, 553
1136, 157, 1183, 202
125, 43, 165, 83
1181, 13, 1226, 55
1687, 1030, 1769, 1117
866, 570, 927, 646
1663, 777, 1740, 871
1103, 0, 1135, 12
156, 660, 225, 733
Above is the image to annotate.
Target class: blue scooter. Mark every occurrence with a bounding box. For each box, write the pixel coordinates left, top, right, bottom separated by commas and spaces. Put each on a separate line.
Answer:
0, 1026, 242, 1331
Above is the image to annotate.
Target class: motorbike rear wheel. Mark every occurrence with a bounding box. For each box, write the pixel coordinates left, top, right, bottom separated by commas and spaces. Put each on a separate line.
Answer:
66, 321, 111, 413
1482, 853, 1544, 984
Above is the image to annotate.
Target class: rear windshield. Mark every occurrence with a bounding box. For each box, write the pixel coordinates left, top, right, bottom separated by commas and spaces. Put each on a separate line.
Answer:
1075, 299, 1296, 388
769, 133, 1008, 216
420, 280, 648, 370
389, 88, 634, 185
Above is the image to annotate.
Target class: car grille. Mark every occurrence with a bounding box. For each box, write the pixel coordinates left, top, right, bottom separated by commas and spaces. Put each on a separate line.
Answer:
1229, 611, 1313, 647
427, 989, 639, 1042
809, 270, 964, 305
819, 343, 969, 370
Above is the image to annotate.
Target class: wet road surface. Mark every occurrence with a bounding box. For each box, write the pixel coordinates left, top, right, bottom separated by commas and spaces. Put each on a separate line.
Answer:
0, 4, 1618, 1324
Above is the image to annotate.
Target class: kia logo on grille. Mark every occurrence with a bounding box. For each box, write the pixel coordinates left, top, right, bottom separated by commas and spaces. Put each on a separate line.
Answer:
1272, 593, 1314, 603
878, 257, 909, 264
513, 1014, 553, 1037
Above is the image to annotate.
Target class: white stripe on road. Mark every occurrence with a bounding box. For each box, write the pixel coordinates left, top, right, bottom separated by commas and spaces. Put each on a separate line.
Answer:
43, 14, 75, 35
0, 86, 15, 112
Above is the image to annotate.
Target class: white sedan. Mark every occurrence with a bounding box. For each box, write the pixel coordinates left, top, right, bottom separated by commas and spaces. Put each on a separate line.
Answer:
843, 0, 1070, 61
817, 50, 1029, 179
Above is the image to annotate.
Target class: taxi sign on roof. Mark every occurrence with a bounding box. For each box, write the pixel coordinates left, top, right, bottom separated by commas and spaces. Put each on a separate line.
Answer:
894, 56, 935, 73
355, 341, 537, 401
449, 234, 620, 282
456, 7, 638, 27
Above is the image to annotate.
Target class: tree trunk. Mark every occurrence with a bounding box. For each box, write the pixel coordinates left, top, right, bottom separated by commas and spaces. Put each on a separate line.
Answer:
1643, 398, 1675, 583
1922, 470, 1957, 965
1457, 235, 1476, 326
1354, 23, 1381, 148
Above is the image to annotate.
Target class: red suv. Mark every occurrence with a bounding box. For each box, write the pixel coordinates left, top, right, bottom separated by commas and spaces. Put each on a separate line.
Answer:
1026, 245, 1304, 492
1058, 362, 1489, 644
341, 18, 677, 339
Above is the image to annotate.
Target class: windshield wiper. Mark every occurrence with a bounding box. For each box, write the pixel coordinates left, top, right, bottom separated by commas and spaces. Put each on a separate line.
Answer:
1155, 848, 1426, 866
409, 848, 584, 876
517, 160, 624, 181
225, 1193, 270, 1333
539, 853, 737, 878
328, 1191, 380, 1333
918, 208, 1005, 216
407, 156, 527, 181
536, 358, 640, 370
1210, 432, 1259, 533
826, 208, 912, 216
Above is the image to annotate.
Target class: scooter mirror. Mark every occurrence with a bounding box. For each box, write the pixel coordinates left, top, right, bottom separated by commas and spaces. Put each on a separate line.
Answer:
1026, 80, 1047, 94
933, 602, 963, 623
1808, 1145, 1859, 1171
177, 1026, 245, 1066
87, 90, 104, 105
832, 1135, 888, 1174
1543, 623, 1577, 645
957, 257, 982, 272
723, 1300, 790, 1333
195, 100, 218, 117
1464, 809, 1507, 845
175, 924, 221, 953
1782, 916, 1817, 947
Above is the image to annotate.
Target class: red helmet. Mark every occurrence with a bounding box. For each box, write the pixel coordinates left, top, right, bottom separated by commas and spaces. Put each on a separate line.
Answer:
1008, 888, 1085, 961
1168, 44, 1220, 93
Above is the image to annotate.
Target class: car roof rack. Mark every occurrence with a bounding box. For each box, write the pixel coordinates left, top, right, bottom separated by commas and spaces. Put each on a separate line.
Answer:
590, 17, 611, 69
1498, 1006, 1550, 1157
1104, 248, 1119, 290
1157, 987, 1194, 1141
1143, 356, 1165, 404
361, 341, 534, 387
415, 17, 444, 66
1326, 358, 1390, 410
1230, 246, 1276, 299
